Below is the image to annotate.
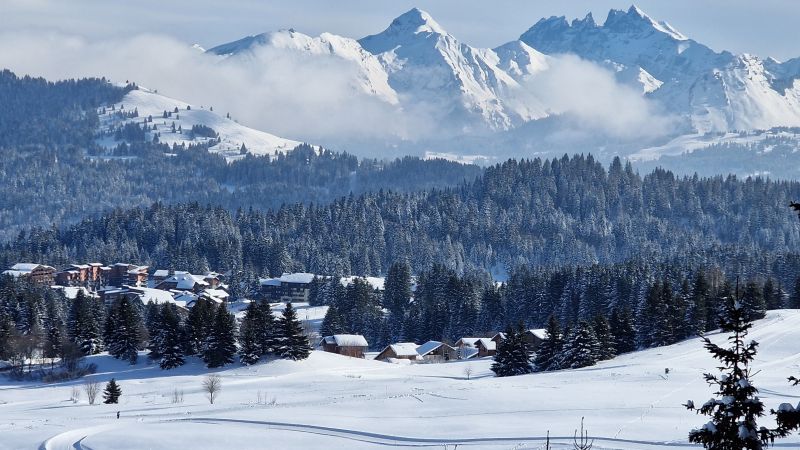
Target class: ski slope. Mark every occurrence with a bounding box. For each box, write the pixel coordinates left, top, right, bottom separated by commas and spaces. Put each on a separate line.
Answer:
4, 310, 800, 449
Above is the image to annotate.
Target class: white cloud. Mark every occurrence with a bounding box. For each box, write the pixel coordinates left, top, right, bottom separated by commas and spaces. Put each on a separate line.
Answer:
513, 54, 678, 139
0, 31, 423, 148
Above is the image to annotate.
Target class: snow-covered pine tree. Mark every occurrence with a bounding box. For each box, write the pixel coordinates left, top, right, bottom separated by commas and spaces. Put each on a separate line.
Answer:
319, 304, 346, 337
158, 304, 185, 370
560, 320, 600, 369
105, 297, 143, 364
740, 281, 766, 322
609, 307, 636, 354
277, 302, 311, 361
102, 378, 122, 404
533, 314, 563, 372
685, 294, 781, 448
203, 302, 237, 368
185, 298, 215, 355
238, 301, 262, 366
592, 314, 616, 361
68, 290, 102, 355
492, 324, 532, 377
256, 300, 277, 356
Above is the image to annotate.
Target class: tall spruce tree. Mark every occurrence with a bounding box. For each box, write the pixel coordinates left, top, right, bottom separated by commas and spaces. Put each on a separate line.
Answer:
68, 290, 102, 355
685, 294, 780, 448
741, 281, 766, 322
103, 378, 122, 404
610, 307, 636, 354
238, 301, 262, 366
491, 324, 533, 377
561, 320, 600, 369
158, 304, 185, 370
104, 297, 143, 364
256, 300, 277, 355
277, 302, 311, 360
592, 314, 616, 361
533, 314, 563, 372
203, 302, 237, 368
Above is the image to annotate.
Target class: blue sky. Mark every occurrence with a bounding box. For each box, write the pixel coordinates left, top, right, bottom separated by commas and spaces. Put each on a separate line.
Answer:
2, 0, 799, 60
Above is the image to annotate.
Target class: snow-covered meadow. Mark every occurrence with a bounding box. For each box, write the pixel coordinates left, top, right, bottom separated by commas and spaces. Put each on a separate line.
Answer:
3, 310, 800, 449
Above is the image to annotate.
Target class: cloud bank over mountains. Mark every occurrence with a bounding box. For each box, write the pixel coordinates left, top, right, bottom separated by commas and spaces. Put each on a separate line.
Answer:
2, 6, 800, 160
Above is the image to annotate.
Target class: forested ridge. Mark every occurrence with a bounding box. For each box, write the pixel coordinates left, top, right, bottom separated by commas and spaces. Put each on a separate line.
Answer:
4, 154, 800, 281
0, 70, 480, 240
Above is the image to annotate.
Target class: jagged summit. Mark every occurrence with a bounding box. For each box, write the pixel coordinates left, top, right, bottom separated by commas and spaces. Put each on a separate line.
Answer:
604, 5, 687, 40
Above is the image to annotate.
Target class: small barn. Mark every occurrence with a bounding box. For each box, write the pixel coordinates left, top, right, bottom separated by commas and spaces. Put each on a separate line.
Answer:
523, 329, 548, 351
476, 338, 497, 357
375, 342, 419, 361
416, 341, 457, 362
319, 334, 369, 358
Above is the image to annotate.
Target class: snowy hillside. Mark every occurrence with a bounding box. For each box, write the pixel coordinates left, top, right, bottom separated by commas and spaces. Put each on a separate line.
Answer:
97, 88, 302, 160
5, 310, 800, 449
208, 29, 398, 105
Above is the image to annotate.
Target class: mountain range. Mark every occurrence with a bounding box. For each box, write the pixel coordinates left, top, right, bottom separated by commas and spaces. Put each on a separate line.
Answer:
107, 5, 800, 176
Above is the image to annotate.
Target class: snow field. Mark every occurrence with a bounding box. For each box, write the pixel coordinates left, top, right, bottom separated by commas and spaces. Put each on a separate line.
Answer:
3, 310, 800, 449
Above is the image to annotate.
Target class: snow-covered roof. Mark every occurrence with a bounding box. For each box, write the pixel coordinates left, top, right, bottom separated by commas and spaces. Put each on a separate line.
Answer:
477, 339, 496, 351
11, 263, 43, 272
340, 276, 385, 291
131, 287, 176, 305
321, 334, 369, 347
52, 286, 95, 300
162, 272, 208, 289
526, 329, 548, 340
278, 272, 316, 284
261, 272, 317, 286
203, 288, 229, 299
128, 268, 145, 275
88, 262, 103, 267
3, 270, 25, 278
416, 340, 452, 356
70, 264, 90, 269
153, 269, 170, 278
457, 337, 490, 347
386, 342, 418, 357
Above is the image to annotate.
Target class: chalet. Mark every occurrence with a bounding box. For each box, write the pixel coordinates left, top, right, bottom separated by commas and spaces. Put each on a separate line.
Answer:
491, 332, 506, 344
155, 271, 209, 293
475, 338, 497, 357
108, 263, 148, 287
455, 337, 496, 358
523, 329, 548, 352
260, 273, 316, 302
319, 334, 369, 358
340, 276, 385, 291
152, 269, 170, 284
374, 342, 419, 361
3, 263, 56, 285
416, 341, 458, 362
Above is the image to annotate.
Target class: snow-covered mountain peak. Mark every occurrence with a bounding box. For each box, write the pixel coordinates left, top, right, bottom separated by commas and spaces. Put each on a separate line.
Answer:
391, 7, 446, 35
604, 5, 688, 40
359, 8, 448, 54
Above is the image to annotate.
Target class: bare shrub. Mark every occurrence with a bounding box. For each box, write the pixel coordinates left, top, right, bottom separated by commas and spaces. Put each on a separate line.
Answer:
171, 388, 184, 404
202, 374, 222, 404
463, 365, 473, 380
70, 386, 81, 404
84, 380, 100, 405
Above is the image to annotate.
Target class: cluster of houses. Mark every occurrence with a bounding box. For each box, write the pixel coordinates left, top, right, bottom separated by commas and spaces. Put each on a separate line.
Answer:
2, 262, 229, 310
319, 329, 549, 363
4, 264, 548, 364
